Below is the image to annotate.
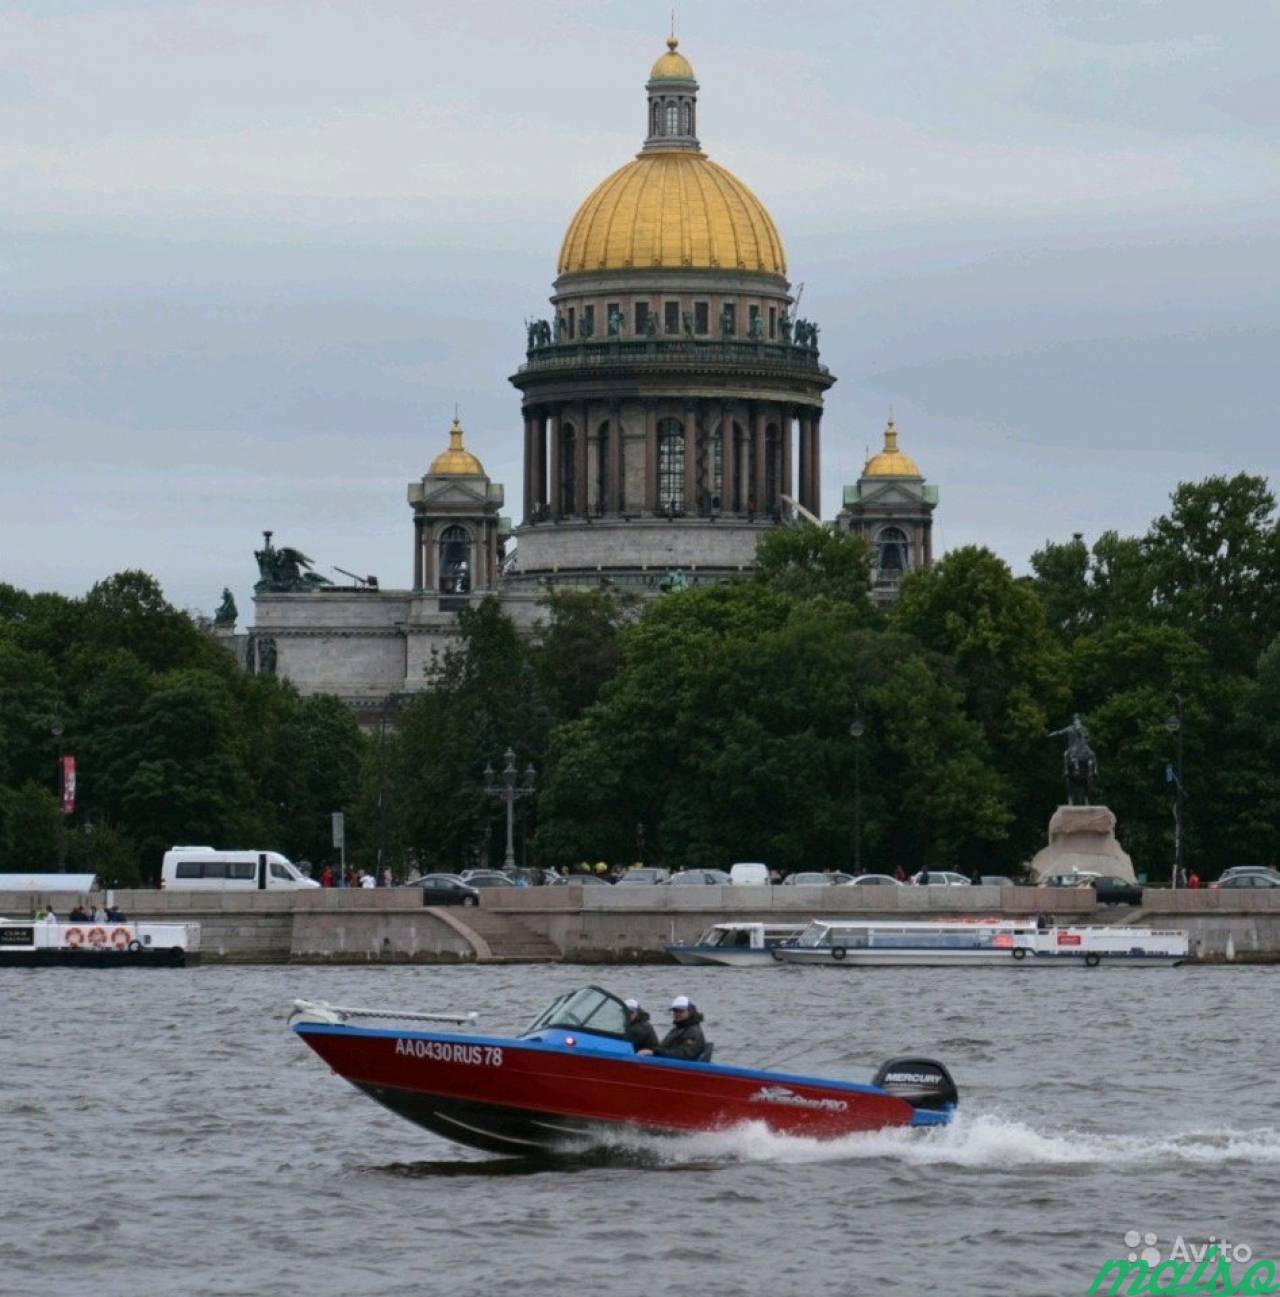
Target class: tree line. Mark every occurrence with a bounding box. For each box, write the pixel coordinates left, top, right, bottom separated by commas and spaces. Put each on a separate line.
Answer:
2, 473, 1277, 883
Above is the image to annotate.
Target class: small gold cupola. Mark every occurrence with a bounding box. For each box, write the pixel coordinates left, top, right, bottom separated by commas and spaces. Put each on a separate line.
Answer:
428, 418, 485, 477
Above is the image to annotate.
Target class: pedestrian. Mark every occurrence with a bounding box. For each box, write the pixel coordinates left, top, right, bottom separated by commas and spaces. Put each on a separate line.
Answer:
893, 865, 906, 883
381, 866, 392, 888
359, 871, 375, 889
1188, 870, 1201, 890
320, 865, 334, 888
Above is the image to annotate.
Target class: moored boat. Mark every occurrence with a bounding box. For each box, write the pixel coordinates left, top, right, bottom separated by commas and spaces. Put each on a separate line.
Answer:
771, 918, 1187, 968
0, 919, 201, 967
289, 984, 957, 1157
666, 921, 806, 966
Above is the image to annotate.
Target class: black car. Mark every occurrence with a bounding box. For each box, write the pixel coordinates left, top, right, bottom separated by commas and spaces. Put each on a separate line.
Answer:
405, 873, 480, 906
460, 870, 520, 889
1089, 875, 1143, 906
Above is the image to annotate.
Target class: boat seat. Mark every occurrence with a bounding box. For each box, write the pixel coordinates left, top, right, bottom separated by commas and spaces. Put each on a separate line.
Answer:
699, 1042, 714, 1063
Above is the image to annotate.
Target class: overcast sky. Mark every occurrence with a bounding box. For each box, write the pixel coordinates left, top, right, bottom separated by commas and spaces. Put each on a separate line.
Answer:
3, 0, 1277, 620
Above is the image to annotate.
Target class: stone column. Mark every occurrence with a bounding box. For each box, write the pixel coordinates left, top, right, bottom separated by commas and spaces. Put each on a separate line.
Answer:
534, 408, 548, 514
924, 519, 933, 567
424, 524, 436, 591
575, 403, 589, 516
780, 405, 793, 507
644, 401, 658, 512
812, 411, 822, 518
609, 401, 623, 513
522, 413, 534, 522
799, 411, 814, 514
549, 408, 562, 516
683, 402, 698, 513
487, 522, 499, 588
752, 404, 767, 513
720, 401, 733, 512
413, 517, 424, 590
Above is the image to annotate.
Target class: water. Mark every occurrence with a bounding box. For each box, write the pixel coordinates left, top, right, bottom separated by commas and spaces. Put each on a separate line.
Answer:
3, 963, 1277, 1296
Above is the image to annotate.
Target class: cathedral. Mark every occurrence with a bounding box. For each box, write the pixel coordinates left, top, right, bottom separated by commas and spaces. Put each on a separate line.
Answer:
250, 37, 937, 720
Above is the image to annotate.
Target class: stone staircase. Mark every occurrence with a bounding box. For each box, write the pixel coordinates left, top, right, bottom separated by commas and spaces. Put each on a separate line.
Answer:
441, 907, 563, 963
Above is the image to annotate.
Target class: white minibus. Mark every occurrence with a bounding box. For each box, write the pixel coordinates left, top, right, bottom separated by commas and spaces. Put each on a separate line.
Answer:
160, 847, 319, 890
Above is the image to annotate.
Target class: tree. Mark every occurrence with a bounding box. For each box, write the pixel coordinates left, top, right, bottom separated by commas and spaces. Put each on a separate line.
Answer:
753, 525, 876, 608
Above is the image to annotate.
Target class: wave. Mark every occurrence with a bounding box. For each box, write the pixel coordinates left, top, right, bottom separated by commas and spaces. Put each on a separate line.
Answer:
582, 1112, 1280, 1170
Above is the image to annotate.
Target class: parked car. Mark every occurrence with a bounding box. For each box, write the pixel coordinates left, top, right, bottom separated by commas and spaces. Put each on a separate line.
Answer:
549, 872, 612, 885
843, 873, 903, 886
1214, 873, 1280, 890
405, 873, 480, 906
1040, 870, 1102, 888
729, 862, 771, 885
617, 867, 671, 885
1216, 866, 1280, 885
668, 869, 731, 885
781, 871, 833, 886
460, 870, 520, 888
1084, 875, 1143, 906
979, 875, 1015, 887
914, 871, 971, 886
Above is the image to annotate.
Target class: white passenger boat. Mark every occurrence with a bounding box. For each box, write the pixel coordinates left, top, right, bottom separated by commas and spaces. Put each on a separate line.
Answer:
771, 919, 1187, 968
666, 922, 807, 966
0, 919, 202, 967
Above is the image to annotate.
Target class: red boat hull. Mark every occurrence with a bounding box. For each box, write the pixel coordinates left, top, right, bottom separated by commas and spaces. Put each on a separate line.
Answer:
296, 1025, 918, 1155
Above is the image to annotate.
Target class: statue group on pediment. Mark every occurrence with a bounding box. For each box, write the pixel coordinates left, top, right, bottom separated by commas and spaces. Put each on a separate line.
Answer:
525, 318, 553, 349
792, 318, 820, 350
253, 530, 332, 593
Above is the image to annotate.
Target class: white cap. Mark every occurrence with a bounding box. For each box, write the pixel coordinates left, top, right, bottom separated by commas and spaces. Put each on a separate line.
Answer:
670, 995, 691, 1011
624, 998, 640, 1012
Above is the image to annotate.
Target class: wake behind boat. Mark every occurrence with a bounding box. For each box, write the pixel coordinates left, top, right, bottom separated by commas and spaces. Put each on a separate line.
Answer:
289, 985, 957, 1157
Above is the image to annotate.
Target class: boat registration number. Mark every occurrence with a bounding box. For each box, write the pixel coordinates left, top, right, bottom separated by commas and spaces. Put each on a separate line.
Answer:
394, 1038, 503, 1066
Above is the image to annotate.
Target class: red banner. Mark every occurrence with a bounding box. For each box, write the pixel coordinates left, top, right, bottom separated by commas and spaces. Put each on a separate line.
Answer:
61, 756, 76, 815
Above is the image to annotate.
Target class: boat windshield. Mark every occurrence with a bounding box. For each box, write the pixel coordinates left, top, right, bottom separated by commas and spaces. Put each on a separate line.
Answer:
796, 922, 831, 948
522, 986, 629, 1038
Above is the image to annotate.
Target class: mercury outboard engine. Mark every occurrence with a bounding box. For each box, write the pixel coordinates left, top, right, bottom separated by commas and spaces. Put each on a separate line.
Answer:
872, 1057, 959, 1111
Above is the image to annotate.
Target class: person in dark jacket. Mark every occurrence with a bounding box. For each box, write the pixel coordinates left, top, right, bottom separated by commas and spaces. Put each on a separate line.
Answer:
640, 995, 706, 1060
623, 998, 659, 1053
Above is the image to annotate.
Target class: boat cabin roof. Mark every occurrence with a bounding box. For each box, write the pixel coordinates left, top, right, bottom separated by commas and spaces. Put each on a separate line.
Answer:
805, 918, 1036, 932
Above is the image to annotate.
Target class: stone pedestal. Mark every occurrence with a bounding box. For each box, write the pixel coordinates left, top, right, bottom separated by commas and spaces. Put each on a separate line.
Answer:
1028, 805, 1136, 882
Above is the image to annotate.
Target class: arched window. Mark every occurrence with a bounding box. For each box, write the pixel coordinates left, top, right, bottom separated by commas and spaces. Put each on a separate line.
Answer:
560, 424, 577, 515
652, 101, 661, 136
665, 102, 679, 134
876, 526, 911, 576
765, 425, 781, 510
681, 101, 692, 134
657, 418, 684, 511
438, 525, 472, 594
596, 419, 611, 512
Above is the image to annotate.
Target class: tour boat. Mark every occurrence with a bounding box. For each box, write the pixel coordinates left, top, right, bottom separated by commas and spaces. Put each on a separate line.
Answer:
665, 921, 806, 966
771, 918, 1188, 968
0, 919, 201, 967
289, 984, 957, 1156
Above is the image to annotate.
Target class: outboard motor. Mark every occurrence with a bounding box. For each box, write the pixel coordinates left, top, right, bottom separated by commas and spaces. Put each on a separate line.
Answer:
872, 1057, 959, 1112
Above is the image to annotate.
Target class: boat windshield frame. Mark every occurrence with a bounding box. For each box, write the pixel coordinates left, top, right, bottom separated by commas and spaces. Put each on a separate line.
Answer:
521, 985, 630, 1040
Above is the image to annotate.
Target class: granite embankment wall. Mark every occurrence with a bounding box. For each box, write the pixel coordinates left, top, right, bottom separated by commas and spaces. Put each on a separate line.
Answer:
3, 885, 1278, 963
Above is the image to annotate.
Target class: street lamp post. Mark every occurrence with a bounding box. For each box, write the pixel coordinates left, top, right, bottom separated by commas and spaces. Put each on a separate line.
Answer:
484, 748, 536, 870
51, 718, 66, 872
1165, 697, 1185, 889
849, 718, 865, 875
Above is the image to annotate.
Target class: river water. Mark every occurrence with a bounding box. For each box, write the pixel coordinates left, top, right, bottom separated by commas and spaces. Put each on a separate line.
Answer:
3, 962, 1277, 1297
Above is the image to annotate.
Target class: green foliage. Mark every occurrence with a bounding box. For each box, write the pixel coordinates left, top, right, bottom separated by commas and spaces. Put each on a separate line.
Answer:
753, 525, 877, 608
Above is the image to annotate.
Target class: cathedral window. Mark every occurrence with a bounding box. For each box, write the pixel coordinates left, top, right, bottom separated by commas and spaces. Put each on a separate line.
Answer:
710, 425, 724, 511
694, 302, 709, 334
876, 527, 911, 577
581, 304, 595, 338
634, 302, 650, 334
657, 419, 684, 511
651, 102, 661, 136
721, 303, 737, 336
681, 101, 692, 134
596, 419, 611, 511
665, 102, 679, 134
567, 307, 575, 339
438, 526, 472, 594
664, 301, 680, 334
768, 306, 777, 339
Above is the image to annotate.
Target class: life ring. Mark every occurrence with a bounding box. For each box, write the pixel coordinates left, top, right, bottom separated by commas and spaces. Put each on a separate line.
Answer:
128, 939, 143, 953
65, 926, 85, 948
111, 927, 132, 950
1084, 953, 1101, 968
1011, 947, 1027, 961
831, 946, 847, 961
86, 926, 108, 948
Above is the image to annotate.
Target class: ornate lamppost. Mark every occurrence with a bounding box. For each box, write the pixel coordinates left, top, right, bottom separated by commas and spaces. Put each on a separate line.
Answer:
1165, 697, 1185, 889
50, 718, 66, 872
849, 717, 865, 876
484, 748, 536, 870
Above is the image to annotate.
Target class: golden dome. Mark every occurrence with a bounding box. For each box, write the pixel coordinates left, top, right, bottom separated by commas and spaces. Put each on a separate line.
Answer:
863, 419, 921, 477
429, 419, 485, 476
558, 151, 786, 275
650, 36, 694, 80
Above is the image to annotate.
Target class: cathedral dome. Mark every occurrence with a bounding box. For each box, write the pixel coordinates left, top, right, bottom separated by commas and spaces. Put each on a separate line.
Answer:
429, 419, 485, 476
558, 153, 786, 275
863, 419, 921, 477
650, 36, 695, 81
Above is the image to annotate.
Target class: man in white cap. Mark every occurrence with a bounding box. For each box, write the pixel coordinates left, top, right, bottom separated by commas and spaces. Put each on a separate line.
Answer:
622, 998, 659, 1053
637, 995, 706, 1060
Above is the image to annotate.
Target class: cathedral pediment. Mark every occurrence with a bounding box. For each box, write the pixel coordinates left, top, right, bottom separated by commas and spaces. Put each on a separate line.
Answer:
417, 481, 491, 509
858, 482, 923, 507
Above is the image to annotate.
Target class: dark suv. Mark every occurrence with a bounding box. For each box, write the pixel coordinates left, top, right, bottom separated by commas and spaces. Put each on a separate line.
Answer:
405, 873, 481, 906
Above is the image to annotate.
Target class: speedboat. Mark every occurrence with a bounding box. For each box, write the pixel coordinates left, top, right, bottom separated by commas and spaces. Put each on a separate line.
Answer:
665, 921, 806, 966
772, 918, 1188, 967
289, 984, 957, 1156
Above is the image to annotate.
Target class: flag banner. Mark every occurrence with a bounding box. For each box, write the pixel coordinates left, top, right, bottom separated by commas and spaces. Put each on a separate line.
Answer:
61, 756, 76, 815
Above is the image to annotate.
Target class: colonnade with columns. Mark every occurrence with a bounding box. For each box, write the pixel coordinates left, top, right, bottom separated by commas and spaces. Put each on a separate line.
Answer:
521, 399, 823, 522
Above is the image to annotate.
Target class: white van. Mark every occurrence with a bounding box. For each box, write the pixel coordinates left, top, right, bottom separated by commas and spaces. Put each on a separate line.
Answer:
160, 847, 319, 890
729, 862, 771, 886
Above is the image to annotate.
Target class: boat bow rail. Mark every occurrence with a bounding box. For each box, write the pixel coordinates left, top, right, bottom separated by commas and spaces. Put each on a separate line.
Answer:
289, 999, 479, 1028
